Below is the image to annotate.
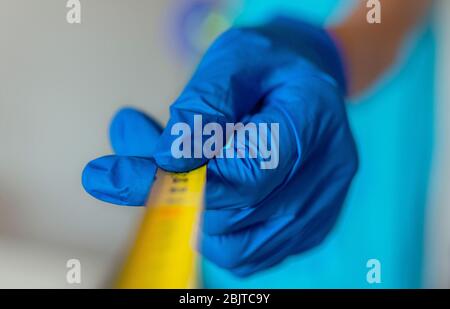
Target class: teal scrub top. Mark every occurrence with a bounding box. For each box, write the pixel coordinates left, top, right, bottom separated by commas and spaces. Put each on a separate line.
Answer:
201, 0, 435, 288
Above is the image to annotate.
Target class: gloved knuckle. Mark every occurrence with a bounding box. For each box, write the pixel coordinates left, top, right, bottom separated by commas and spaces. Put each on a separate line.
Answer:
212, 27, 272, 53
217, 250, 244, 269
202, 239, 245, 269
213, 28, 245, 47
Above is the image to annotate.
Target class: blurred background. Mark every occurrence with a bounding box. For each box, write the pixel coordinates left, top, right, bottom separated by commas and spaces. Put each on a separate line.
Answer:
0, 0, 449, 288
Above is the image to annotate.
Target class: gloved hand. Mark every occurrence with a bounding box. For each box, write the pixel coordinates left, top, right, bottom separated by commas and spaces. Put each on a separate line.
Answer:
82, 17, 358, 276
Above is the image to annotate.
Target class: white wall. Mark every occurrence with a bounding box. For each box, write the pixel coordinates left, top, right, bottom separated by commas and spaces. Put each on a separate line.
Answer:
0, 0, 189, 286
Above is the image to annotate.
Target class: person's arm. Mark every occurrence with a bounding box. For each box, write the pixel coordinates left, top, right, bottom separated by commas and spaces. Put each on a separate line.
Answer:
330, 0, 433, 96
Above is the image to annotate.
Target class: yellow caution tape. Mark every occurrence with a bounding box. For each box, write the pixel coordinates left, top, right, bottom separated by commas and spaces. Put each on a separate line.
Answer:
116, 165, 207, 289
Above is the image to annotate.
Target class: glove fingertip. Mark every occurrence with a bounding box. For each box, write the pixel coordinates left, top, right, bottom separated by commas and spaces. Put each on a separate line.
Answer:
153, 153, 207, 173
152, 130, 208, 172
110, 107, 163, 157
82, 155, 157, 206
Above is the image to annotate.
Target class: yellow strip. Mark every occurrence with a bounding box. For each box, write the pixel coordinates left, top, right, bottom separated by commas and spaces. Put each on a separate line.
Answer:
116, 165, 206, 289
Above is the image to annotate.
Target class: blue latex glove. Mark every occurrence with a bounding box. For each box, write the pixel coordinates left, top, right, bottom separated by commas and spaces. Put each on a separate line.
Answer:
82, 17, 358, 276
